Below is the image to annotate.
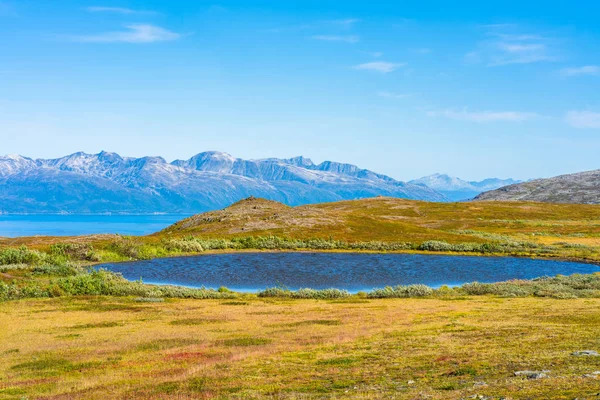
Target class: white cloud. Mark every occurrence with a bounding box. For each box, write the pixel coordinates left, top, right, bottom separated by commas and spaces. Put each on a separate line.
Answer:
479, 23, 518, 30
489, 42, 556, 66
69, 24, 181, 43
311, 35, 359, 43
328, 18, 361, 26
428, 109, 539, 123
561, 65, 600, 77
492, 33, 544, 41
86, 6, 155, 15
354, 62, 406, 73
565, 111, 600, 129
467, 26, 558, 66
498, 43, 546, 53
378, 91, 410, 99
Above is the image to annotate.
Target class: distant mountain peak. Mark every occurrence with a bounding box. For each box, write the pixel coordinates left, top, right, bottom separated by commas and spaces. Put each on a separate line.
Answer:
409, 174, 521, 201
0, 150, 448, 214
286, 156, 314, 167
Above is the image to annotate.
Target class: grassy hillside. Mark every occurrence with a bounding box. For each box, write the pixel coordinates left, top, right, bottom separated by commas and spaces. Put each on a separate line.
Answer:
157, 196, 600, 261
163, 196, 600, 241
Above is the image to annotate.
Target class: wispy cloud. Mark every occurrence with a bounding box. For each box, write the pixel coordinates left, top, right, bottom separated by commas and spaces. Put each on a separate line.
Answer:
311, 35, 359, 43
428, 109, 539, 123
467, 25, 558, 66
378, 91, 410, 99
561, 65, 600, 77
413, 47, 432, 54
565, 111, 600, 129
69, 24, 181, 43
492, 33, 544, 41
478, 23, 518, 30
328, 18, 361, 27
354, 62, 406, 73
86, 6, 156, 15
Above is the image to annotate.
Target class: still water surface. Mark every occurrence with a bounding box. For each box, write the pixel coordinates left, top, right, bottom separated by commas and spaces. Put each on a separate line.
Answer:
0, 214, 191, 237
99, 252, 600, 293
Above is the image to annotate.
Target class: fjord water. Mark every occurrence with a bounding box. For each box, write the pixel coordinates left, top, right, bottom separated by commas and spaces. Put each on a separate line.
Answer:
99, 252, 600, 292
0, 214, 190, 237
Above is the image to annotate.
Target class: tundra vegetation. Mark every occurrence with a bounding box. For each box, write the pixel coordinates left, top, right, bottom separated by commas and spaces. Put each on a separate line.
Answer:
1, 197, 600, 398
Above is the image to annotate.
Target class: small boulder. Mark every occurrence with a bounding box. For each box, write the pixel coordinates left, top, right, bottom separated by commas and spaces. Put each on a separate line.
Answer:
514, 370, 550, 379
572, 350, 599, 357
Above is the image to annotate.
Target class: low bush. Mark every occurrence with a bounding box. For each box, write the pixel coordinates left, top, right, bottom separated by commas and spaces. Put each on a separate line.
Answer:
161, 236, 415, 254
0, 246, 46, 266
50, 243, 100, 262
258, 287, 350, 299
460, 274, 600, 298
54, 269, 236, 299
419, 241, 454, 252
368, 284, 434, 298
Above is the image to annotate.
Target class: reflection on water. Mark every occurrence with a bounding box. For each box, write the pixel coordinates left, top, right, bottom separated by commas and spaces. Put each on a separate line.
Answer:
99, 252, 600, 293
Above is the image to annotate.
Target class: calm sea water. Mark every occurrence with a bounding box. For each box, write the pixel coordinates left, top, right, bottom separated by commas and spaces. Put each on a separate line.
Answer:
99, 252, 600, 293
0, 214, 191, 237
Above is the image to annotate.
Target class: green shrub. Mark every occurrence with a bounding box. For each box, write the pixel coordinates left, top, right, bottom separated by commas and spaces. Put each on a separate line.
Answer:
258, 287, 291, 298
258, 287, 349, 299
419, 241, 454, 252
291, 288, 350, 299
50, 243, 100, 261
107, 237, 143, 259
0, 246, 46, 265
164, 239, 205, 253
368, 284, 434, 298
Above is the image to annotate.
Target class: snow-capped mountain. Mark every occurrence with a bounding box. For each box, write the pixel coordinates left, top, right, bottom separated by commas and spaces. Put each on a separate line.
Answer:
409, 173, 520, 201
0, 151, 448, 214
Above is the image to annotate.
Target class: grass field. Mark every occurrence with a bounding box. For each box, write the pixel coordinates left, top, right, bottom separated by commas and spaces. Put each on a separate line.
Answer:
1, 197, 600, 399
1, 295, 600, 399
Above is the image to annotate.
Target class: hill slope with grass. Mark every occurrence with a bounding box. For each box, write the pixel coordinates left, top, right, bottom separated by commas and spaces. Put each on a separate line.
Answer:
162, 196, 600, 250
475, 169, 600, 204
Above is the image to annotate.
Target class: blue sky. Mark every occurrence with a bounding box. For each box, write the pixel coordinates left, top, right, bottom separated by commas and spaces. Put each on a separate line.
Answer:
1, 1, 599, 181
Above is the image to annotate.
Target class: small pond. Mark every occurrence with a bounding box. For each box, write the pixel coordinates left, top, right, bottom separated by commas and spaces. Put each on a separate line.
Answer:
98, 252, 600, 293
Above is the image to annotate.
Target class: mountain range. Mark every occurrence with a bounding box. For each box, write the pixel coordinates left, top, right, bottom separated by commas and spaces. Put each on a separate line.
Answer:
409, 174, 521, 201
0, 151, 449, 214
474, 169, 600, 204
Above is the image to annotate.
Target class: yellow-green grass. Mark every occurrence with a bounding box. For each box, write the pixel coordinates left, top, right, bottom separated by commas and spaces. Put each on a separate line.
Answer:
163, 197, 600, 242
1, 295, 600, 399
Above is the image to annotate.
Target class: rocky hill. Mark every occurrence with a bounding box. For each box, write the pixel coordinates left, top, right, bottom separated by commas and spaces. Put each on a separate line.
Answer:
474, 169, 600, 204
